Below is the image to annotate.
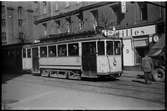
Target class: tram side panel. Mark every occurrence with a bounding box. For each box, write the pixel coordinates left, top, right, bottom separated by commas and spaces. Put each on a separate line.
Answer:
97, 55, 122, 75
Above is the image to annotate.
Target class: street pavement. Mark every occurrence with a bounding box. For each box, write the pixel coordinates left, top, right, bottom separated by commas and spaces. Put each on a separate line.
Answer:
1, 71, 165, 110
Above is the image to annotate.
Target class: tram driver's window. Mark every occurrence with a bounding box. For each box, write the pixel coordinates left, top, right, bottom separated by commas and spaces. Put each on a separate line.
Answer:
68, 43, 79, 56
48, 45, 56, 57
40, 46, 47, 57
58, 44, 67, 56
23, 48, 26, 58
27, 49, 31, 58
114, 41, 121, 55
107, 41, 113, 55
98, 41, 105, 55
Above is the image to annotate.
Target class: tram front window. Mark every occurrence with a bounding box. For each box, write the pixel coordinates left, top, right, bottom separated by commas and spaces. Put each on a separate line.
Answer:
107, 41, 113, 55
27, 49, 31, 58
114, 41, 121, 55
23, 48, 26, 58
98, 41, 105, 55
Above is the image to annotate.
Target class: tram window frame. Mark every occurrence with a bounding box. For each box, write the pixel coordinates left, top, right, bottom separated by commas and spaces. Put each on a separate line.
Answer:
68, 43, 79, 56
48, 45, 57, 57
27, 48, 31, 58
114, 41, 121, 55
23, 48, 26, 58
58, 44, 67, 57
40, 46, 47, 57
97, 41, 105, 55
106, 41, 113, 55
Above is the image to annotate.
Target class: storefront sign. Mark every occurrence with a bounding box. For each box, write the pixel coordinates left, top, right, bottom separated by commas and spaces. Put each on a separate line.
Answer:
102, 25, 156, 38
132, 25, 156, 36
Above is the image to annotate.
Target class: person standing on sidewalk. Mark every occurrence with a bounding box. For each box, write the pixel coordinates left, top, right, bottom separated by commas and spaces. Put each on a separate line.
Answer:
142, 54, 154, 84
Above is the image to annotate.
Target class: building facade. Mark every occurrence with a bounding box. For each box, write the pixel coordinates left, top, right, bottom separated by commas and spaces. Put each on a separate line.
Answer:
1, 1, 37, 45
33, 2, 166, 68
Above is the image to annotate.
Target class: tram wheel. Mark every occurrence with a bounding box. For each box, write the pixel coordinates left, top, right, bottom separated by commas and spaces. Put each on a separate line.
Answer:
152, 68, 165, 82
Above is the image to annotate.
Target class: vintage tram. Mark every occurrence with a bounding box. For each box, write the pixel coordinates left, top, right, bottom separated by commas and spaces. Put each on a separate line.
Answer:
22, 34, 123, 80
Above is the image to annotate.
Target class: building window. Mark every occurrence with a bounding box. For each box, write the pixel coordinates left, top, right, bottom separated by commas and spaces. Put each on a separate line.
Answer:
139, 3, 148, 21
18, 6, 23, 18
65, 2, 70, 8
2, 5, 5, 13
23, 48, 26, 58
106, 41, 113, 55
2, 32, 6, 41
1, 19, 6, 27
66, 17, 71, 33
19, 32, 24, 40
43, 1, 47, 14
76, 12, 83, 30
58, 44, 67, 56
27, 49, 31, 58
98, 41, 105, 55
90, 10, 98, 30
42, 23, 47, 36
18, 19, 23, 26
55, 20, 61, 33
114, 41, 121, 55
68, 43, 79, 56
40, 46, 47, 57
48, 45, 57, 57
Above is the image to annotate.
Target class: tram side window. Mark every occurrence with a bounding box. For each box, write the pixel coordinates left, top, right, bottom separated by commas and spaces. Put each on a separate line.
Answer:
40, 47, 47, 57
68, 43, 79, 56
58, 44, 67, 56
27, 49, 31, 58
48, 45, 56, 57
114, 41, 121, 55
107, 41, 113, 55
23, 48, 26, 58
98, 41, 105, 55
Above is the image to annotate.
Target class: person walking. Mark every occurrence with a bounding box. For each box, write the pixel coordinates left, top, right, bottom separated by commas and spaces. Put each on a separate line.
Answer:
142, 54, 154, 84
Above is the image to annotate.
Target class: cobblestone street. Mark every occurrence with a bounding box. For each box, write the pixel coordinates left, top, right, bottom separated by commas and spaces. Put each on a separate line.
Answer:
2, 71, 165, 110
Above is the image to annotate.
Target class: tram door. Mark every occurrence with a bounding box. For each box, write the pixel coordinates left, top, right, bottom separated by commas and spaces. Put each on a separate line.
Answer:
32, 47, 39, 73
82, 42, 97, 74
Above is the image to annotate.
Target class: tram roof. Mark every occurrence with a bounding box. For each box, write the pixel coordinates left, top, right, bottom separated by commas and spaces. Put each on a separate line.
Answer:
30, 33, 121, 47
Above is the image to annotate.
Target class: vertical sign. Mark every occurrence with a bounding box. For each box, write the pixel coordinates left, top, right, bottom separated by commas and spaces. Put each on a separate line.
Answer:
121, 1, 126, 14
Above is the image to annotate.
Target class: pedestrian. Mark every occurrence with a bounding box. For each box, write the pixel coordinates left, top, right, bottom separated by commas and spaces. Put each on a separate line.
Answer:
142, 54, 154, 84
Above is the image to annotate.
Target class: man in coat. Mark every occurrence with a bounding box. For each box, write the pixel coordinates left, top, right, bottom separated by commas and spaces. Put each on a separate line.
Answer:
142, 55, 154, 84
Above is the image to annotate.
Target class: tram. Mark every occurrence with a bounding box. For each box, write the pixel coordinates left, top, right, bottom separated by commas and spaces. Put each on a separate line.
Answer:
22, 34, 123, 80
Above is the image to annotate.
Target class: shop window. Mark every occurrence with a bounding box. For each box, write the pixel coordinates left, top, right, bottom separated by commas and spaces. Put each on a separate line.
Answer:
58, 44, 67, 56
27, 49, 31, 58
68, 43, 79, 56
48, 45, 57, 57
40, 46, 47, 57
23, 48, 26, 58
98, 41, 105, 55
114, 41, 121, 55
107, 41, 113, 55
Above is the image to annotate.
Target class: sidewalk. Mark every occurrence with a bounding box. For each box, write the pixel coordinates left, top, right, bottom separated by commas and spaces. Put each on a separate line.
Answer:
122, 70, 144, 78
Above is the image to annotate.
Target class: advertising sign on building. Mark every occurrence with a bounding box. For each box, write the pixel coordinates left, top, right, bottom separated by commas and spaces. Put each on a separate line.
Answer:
121, 2, 126, 14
